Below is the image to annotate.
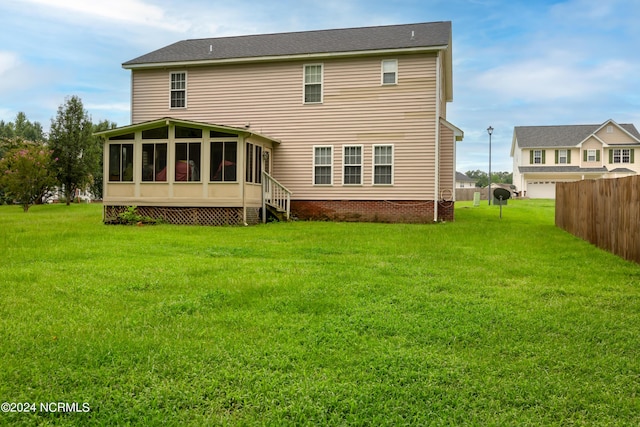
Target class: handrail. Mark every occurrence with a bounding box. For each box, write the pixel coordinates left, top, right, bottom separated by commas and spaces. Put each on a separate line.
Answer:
262, 171, 292, 222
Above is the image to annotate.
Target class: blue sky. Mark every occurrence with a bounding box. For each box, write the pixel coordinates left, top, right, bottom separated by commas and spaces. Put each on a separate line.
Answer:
1, 0, 639, 172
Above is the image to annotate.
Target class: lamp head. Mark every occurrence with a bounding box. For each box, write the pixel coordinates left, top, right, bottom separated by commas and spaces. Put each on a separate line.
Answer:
487, 126, 493, 136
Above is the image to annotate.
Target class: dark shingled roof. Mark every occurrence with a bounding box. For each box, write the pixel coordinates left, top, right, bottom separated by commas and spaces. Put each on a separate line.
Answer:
455, 171, 475, 182
123, 22, 451, 67
514, 123, 640, 148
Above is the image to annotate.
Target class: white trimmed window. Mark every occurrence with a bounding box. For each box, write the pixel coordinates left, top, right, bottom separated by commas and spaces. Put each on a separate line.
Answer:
373, 145, 393, 185
304, 64, 323, 104
170, 72, 186, 108
533, 150, 543, 164
381, 60, 398, 85
343, 145, 362, 185
587, 149, 597, 162
558, 149, 568, 164
612, 148, 631, 163
313, 146, 332, 185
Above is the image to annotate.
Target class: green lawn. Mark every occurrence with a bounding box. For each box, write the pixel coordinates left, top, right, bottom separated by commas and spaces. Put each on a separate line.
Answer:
1, 201, 639, 426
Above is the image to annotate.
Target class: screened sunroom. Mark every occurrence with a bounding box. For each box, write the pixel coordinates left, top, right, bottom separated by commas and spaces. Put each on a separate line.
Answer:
97, 118, 289, 225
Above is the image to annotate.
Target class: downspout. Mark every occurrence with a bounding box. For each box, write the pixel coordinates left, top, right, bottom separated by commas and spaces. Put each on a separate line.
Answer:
434, 52, 442, 222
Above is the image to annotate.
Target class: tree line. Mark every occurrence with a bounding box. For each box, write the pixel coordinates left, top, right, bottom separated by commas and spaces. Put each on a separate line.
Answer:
0, 96, 116, 211
464, 170, 513, 188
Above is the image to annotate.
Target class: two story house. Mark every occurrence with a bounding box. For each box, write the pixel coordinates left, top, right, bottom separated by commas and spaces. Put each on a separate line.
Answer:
511, 120, 640, 199
98, 22, 463, 225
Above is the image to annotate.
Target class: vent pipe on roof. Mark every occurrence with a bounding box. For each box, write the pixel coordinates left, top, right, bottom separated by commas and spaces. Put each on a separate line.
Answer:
209, 44, 213, 53
410, 30, 415, 40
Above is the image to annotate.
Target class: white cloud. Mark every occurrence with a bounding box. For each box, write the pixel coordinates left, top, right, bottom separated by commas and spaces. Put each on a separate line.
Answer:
472, 52, 634, 104
85, 102, 130, 113
0, 51, 20, 76
19, 0, 187, 32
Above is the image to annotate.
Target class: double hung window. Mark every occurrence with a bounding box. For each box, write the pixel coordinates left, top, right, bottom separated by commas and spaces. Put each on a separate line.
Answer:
373, 145, 393, 184
170, 72, 186, 108
533, 150, 543, 164
304, 65, 323, 103
343, 146, 362, 185
612, 148, 631, 163
314, 146, 332, 185
382, 60, 398, 84
557, 149, 568, 164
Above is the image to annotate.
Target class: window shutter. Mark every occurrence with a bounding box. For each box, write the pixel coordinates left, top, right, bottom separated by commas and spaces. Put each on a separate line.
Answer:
631, 149, 635, 163
584, 150, 587, 161
530, 150, 534, 164
567, 150, 571, 164
596, 151, 600, 162
542, 151, 546, 164
555, 150, 559, 164
609, 150, 613, 163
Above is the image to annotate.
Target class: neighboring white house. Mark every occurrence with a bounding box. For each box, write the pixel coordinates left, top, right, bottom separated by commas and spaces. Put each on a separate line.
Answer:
511, 119, 640, 199
455, 171, 476, 188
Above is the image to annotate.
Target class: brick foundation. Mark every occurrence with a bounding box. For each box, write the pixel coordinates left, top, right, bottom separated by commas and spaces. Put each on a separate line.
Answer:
291, 200, 455, 223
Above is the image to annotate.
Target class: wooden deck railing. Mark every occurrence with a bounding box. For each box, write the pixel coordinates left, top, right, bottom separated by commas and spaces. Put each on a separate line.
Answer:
262, 172, 291, 222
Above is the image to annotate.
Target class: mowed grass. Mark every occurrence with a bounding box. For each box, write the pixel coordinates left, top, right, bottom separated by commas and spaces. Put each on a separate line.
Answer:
0, 201, 639, 426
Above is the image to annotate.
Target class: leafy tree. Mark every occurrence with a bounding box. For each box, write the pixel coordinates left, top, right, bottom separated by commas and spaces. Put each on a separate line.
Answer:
0, 142, 57, 211
465, 170, 513, 187
48, 96, 100, 205
14, 112, 45, 142
0, 112, 45, 159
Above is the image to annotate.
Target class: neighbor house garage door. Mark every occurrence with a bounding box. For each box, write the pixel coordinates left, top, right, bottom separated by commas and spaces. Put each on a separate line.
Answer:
527, 181, 556, 199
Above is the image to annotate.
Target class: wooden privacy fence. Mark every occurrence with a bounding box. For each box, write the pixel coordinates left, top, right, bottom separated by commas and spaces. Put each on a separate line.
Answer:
555, 176, 640, 264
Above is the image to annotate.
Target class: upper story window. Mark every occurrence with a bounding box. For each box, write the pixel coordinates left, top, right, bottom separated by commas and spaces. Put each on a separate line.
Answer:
557, 149, 568, 164
586, 149, 599, 162
532, 150, 544, 164
612, 148, 632, 164
313, 146, 332, 185
108, 143, 133, 182
343, 145, 363, 185
170, 72, 186, 108
373, 145, 393, 185
304, 64, 323, 104
381, 60, 398, 85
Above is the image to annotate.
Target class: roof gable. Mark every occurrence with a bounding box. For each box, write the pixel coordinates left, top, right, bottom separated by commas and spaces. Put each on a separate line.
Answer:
123, 22, 451, 67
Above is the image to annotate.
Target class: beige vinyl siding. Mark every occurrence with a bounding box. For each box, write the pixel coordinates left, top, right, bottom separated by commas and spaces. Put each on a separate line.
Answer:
581, 137, 602, 167
132, 53, 440, 200
596, 124, 636, 144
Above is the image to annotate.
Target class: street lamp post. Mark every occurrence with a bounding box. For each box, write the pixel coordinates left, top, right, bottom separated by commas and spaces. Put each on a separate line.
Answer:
487, 126, 493, 205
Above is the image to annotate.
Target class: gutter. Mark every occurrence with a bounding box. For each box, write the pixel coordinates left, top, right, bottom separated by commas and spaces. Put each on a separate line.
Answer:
122, 46, 449, 70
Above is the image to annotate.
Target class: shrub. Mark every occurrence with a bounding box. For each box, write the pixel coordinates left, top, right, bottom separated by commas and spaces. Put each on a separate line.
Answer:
117, 206, 163, 225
